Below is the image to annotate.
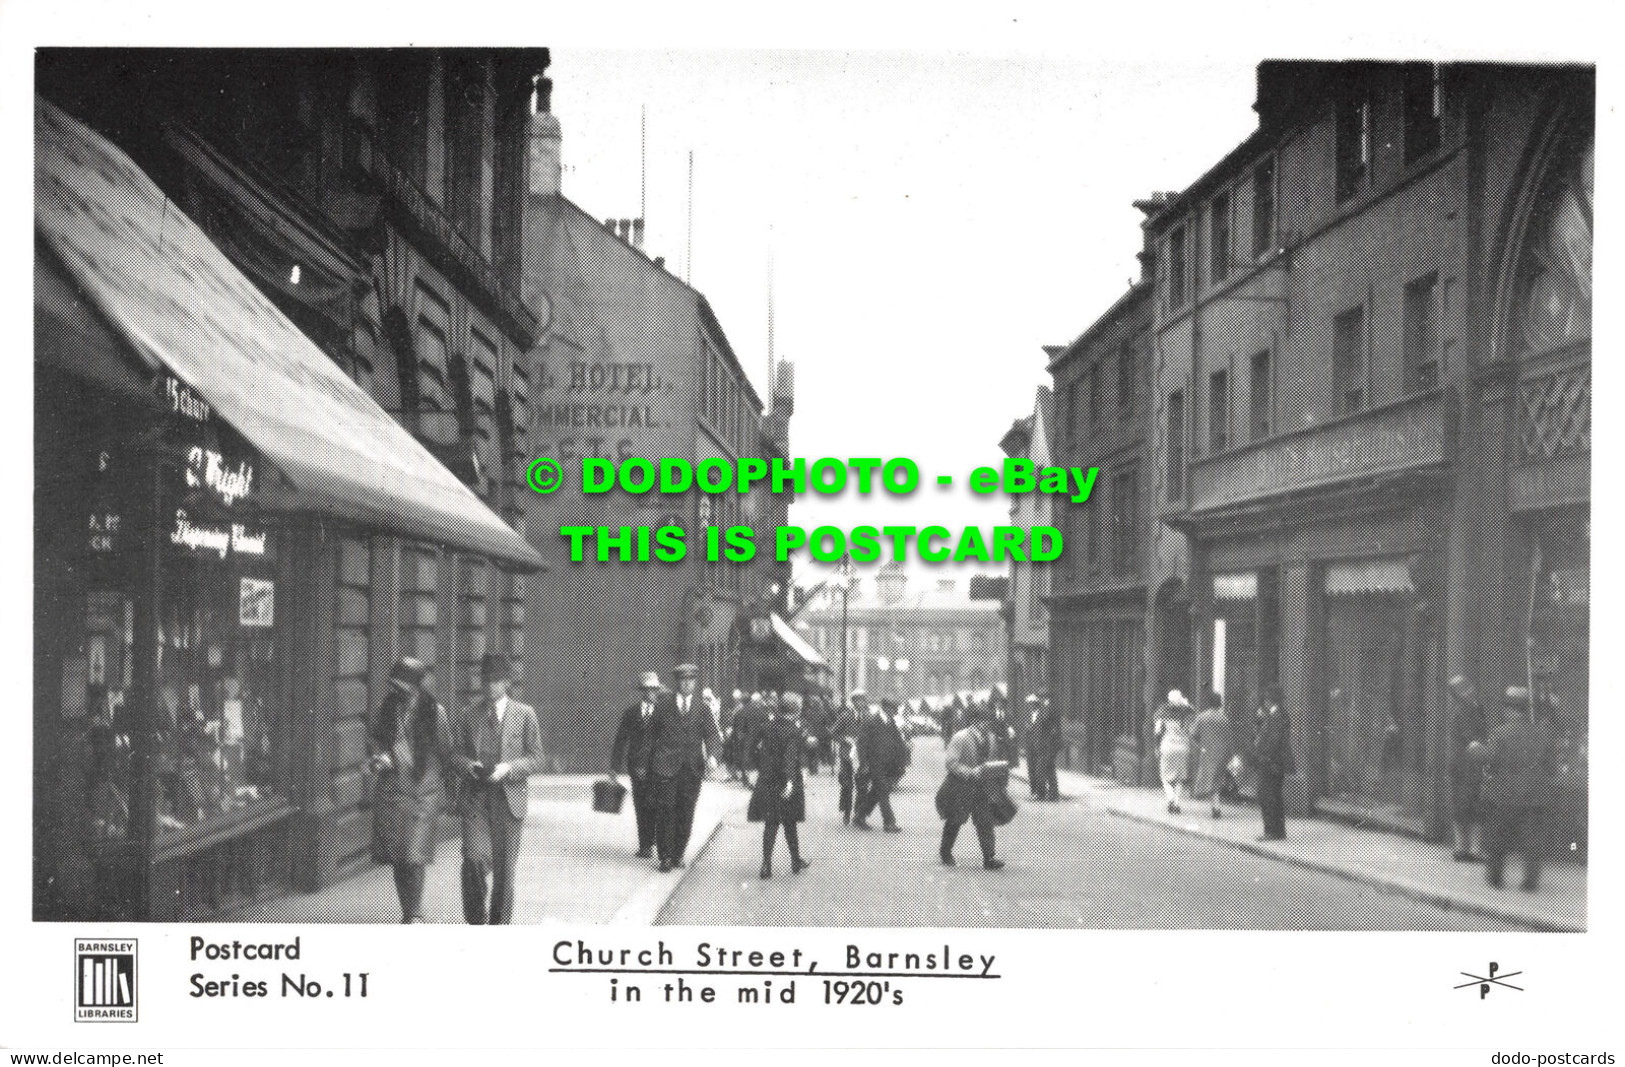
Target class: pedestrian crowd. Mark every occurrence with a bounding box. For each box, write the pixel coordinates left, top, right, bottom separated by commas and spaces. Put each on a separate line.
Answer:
363, 652, 1569, 923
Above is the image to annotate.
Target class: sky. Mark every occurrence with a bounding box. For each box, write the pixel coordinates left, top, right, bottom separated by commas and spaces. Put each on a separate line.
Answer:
549, 50, 1259, 585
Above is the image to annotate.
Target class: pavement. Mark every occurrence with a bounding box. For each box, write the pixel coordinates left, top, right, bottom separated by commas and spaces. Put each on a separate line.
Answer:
1008, 762, 1586, 933
234, 748, 1584, 931
232, 773, 749, 925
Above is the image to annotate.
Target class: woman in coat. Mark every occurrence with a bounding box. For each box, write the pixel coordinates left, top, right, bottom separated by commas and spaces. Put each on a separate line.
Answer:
369, 656, 454, 923
747, 691, 810, 879
1154, 690, 1194, 814
935, 701, 1006, 870
1188, 691, 1234, 819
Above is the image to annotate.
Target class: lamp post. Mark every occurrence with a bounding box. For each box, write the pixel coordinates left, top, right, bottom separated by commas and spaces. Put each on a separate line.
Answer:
835, 559, 853, 708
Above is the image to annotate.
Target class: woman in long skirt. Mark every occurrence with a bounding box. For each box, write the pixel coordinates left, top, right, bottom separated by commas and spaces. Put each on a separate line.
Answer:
1154, 690, 1194, 814
747, 692, 810, 879
369, 656, 453, 923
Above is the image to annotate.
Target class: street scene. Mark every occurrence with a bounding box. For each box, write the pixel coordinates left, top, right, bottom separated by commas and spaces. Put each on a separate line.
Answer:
33, 48, 1588, 932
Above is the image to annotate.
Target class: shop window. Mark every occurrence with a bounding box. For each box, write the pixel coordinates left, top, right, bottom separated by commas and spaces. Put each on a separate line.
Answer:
1165, 389, 1185, 502
1336, 92, 1371, 203
1210, 191, 1232, 284
1252, 157, 1276, 259
1404, 273, 1440, 392
1333, 305, 1367, 414
1207, 368, 1230, 455
1402, 62, 1443, 164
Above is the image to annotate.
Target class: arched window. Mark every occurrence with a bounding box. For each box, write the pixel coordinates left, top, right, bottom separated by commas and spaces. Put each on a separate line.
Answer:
1518, 135, 1593, 355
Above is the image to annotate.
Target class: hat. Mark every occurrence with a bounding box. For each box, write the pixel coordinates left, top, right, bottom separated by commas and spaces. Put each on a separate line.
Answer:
1167, 689, 1189, 707
1504, 685, 1531, 706
480, 654, 513, 681
639, 671, 661, 689
389, 656, 427, 689
850, 688, 867, 700
674, 663, 699, 679
782, 692, 804, 711
1025, 693, 1041, 704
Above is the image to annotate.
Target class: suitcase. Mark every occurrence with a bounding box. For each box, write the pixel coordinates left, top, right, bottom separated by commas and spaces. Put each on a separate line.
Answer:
592, 777, 627, 814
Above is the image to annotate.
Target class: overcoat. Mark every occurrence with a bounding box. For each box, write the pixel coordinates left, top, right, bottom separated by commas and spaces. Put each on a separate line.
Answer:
369, 688, 453, 866
1188, 707, 1234, 798
746, 713, 807, 823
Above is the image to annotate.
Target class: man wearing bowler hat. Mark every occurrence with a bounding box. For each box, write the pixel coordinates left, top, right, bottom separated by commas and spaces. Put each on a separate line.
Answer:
610, 671, 664, 858
448, 654, 542, 924
647, 663, 721, 871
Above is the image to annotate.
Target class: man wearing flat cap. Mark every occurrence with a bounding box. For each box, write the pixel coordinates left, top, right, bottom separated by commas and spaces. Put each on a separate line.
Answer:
448, 653, 542, 923
610, 671, 664, 858
647, 663, 721, 871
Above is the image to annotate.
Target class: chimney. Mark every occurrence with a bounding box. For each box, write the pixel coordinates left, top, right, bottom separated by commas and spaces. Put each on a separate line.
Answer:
527, 77, 563, 198
632, 218, 645, 248
617, 218, 632, 242
653, 256, 666, 269
604, 218, 617, 231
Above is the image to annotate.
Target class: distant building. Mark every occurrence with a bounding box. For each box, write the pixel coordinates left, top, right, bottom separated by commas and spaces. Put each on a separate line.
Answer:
520, 88, 799, 770
796, 564, 1006, 704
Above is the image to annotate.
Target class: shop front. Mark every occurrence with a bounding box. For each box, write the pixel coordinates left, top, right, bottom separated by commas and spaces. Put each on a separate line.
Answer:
35, 97, 542, 920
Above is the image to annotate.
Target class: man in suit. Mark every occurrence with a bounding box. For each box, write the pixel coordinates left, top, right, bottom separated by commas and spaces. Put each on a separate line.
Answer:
1023, 694, 1062, 802
610, 671, 663, 859
853, 697, 907, 831
835, 690, 867, 825
648, 663, 721, 872
1253, 684, 1295, 842
1482, 686, 1559, 892
449, 654, 542, 924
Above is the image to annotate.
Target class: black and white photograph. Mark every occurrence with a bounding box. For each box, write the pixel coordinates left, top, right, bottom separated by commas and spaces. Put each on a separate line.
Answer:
5, 1, 1615, 1058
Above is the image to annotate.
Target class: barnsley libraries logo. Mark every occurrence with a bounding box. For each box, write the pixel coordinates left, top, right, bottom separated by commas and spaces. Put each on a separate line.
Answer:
74, 938, 138, 1022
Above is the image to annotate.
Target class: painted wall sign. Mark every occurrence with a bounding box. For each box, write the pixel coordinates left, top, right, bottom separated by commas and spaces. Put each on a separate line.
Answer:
169, 509, 267, 559
164, 375, 212, 422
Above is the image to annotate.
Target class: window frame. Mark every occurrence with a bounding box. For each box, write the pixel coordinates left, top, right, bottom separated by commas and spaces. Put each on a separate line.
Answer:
1207, 367, 1230, 456
1332, 303, 1369, 415
1210, 190, 1232, 285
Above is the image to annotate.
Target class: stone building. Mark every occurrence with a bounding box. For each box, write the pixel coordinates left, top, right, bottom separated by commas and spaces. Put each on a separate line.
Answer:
35, 48, 550, 919
1143, 61, 1590, 840
998, 386, 1055, 708
520, 90, 798, 771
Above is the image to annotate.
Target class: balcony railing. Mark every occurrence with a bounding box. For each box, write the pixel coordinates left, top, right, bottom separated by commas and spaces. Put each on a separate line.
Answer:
1188, 387, 1451, 515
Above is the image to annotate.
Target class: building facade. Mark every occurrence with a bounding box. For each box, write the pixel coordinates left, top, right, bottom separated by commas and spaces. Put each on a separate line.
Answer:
1047, 279, 1157, 779
796, 566, 1007, 705
35, 48, 550, 920
520, 95, 797, 771
998, 388, 1054, 706
1144, 62, 1590, 840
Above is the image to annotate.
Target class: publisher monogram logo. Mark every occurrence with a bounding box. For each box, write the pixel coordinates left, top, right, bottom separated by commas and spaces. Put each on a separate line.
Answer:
75, 938, 137, 1022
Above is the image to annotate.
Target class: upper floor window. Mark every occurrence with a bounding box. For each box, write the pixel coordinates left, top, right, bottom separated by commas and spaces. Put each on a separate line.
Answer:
1404, 273, 1441, 391
1116, 342, 1137, 422
1252, 157, 1276, 258
1250, 348, 1273, 440
1207, 368, 1230, 455
1333, 305, 1368, 414
1088, 362, 1103, 433
1336, 92, 1371, 203
1403, 62, 1444, 164
1110, 465, 1140, 576
1518, 134, 1593, 355
1165, 389, 1186, 503
1168, 224, 1188, 308
1210, 191, 1232, 284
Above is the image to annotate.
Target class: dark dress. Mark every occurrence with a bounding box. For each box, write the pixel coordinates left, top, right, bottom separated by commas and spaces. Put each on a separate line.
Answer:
369, 688, 452, 867
747, 713, 806, 824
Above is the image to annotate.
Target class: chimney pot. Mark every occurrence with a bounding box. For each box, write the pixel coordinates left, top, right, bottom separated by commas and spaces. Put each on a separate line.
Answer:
604, 217, 617, 231
527, 105, 564, 198
653, 256, 666, 269
632, 218, 645, 248
617, 218, 632, 241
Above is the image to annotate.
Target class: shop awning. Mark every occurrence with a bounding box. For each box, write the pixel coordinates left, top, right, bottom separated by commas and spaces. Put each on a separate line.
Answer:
34, 97, 543, 572
771, 614, 829, 671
